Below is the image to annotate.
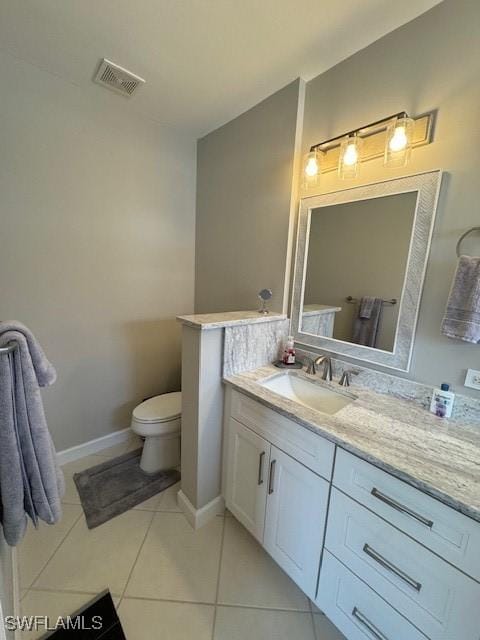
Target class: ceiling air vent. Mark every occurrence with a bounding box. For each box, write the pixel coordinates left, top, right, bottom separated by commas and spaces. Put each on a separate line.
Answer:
93, 59, 145, 97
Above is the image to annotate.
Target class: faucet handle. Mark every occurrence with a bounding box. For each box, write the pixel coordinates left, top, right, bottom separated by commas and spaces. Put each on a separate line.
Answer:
304, 357, 316, 375
339, 369, 359, 387
322, 358, 333, 382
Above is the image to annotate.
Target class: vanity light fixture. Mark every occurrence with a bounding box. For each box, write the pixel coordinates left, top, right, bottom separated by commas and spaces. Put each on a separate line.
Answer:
384, 114, 414, 167
302, 149, 322, 186
338, 133, 362, 179
303, 110, 434, 184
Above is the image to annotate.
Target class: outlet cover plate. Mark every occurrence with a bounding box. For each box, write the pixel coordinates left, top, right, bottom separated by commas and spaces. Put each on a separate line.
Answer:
464, 369, 480, 390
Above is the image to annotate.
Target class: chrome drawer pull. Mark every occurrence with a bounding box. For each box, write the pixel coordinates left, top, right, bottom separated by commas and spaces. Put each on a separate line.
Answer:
258, 452, 265, 485
371, 487, 434, 529
352, 607, 389, 640
363, 543, 422, 592
268, 460, 276, 494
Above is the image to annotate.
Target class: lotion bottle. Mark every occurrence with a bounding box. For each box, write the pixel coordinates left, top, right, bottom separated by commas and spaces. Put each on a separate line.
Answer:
430, 383, 455, 419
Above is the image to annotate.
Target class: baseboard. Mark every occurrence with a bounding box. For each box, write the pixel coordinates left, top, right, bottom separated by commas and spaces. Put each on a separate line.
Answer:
177, 490, 225, 529
56, 427, 132, 466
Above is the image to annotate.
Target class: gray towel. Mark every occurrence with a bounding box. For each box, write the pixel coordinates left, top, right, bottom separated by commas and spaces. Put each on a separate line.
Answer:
352, 297, 383, 347
358, 296, 376, 319
441, 256, 480, 343
0, 321, 64, 545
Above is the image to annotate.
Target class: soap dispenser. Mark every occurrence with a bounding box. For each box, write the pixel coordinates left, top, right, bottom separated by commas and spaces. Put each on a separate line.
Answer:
282, 336, 296, 365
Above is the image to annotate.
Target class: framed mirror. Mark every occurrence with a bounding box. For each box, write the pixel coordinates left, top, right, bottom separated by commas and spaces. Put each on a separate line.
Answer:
291, 171, 442, 371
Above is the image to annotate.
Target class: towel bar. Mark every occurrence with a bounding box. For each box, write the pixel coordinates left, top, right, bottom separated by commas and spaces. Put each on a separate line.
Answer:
0, 342, 18, 355
456, 226, 480, 258
346, 296, 397, 306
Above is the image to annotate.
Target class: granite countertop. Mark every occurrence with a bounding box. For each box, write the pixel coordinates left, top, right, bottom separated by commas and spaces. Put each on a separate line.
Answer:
224, 364, 480, 523
177, 310, 287, 330
302, 304, 342, 316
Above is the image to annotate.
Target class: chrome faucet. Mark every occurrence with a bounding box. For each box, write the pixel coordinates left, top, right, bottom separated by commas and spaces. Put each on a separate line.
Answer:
305, 355, 333, 381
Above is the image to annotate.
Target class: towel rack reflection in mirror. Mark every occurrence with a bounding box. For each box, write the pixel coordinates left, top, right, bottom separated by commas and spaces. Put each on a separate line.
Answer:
456, 227, 480, 258
346, 296, 397, 306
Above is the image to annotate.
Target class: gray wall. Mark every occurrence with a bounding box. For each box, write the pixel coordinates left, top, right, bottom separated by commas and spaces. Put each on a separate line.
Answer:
195, 79, 301, 314
0, 49, 196, 451
304, 193, 416, 350
301, 0, 480, 393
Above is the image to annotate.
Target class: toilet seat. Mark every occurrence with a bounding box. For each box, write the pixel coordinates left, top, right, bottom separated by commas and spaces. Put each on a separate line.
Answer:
132, 392, 181, 424
130, 391, 182, 473
131, 417, 181, 438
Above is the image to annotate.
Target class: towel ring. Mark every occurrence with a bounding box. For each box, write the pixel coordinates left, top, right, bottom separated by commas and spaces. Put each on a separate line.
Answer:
456, 226, 480, 258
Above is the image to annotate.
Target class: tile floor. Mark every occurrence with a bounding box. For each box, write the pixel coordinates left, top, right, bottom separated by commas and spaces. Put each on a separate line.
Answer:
18, 436, 344, 639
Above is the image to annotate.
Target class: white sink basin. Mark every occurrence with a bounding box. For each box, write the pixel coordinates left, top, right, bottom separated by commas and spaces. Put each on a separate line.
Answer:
259, 372, 355, 415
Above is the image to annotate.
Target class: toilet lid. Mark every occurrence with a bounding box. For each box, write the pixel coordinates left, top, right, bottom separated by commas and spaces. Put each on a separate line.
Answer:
133, 392, 182, 423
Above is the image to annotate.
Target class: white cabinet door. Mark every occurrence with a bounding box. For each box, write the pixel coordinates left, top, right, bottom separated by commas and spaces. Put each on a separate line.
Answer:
225, 418, 270, 542
263, 446, 329, 599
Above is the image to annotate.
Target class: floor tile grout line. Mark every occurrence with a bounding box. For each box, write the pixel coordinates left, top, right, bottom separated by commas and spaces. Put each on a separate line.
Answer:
308, 597, 318, 640
20, 587, 29, 606
26, 587, 313, 613
60, 502, 182, 515
27, 587, 101, 600
109, 595, 216, 606
310, 606, 318, 640
118, 509, 157, 604
212, 601, 311, 613
111, 595, 311, 611
211, 513, 227, 640
25, 510, 84, 592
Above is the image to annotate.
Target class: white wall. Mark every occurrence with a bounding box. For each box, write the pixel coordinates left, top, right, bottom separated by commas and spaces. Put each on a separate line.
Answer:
0, 49, 196, 451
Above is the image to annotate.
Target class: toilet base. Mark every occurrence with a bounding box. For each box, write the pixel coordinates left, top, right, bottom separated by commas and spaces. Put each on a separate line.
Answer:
140, 434, 181, 474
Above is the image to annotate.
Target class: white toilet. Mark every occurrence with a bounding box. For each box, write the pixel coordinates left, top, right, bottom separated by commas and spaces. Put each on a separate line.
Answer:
131, 392, 181, 474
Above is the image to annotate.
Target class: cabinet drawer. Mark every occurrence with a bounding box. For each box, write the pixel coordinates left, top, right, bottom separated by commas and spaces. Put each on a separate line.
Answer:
230, 390, 334, 480
326, 489, 480, 640
317, 551, 426, 640
334, 448, 480, 581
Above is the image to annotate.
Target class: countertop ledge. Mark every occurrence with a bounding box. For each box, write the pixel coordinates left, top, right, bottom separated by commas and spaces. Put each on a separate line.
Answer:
224, 365, 480, 523
177, 310, 287, 330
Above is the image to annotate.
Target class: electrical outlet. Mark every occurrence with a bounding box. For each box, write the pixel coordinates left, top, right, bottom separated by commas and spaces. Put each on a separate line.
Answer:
464, 369, 480, 390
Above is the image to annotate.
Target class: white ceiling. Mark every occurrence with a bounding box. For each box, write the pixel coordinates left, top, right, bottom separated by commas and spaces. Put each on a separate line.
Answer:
0, 0, 441, 138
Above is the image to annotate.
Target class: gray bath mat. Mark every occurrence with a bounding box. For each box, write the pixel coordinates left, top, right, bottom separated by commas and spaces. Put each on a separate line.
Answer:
73, 449, 180, 529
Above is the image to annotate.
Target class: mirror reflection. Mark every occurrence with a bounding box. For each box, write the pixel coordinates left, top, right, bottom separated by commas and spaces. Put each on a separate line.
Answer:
301, 192, 418, 352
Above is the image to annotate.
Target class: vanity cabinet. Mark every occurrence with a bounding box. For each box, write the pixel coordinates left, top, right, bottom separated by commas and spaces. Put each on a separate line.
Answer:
223, 389, 480, 640
262, 446, 329, 597
225, 390, 333, 599
225, 418, 270, 542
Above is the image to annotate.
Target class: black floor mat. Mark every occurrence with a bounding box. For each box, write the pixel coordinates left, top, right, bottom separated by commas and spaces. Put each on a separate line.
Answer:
40, 590, 126, 639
